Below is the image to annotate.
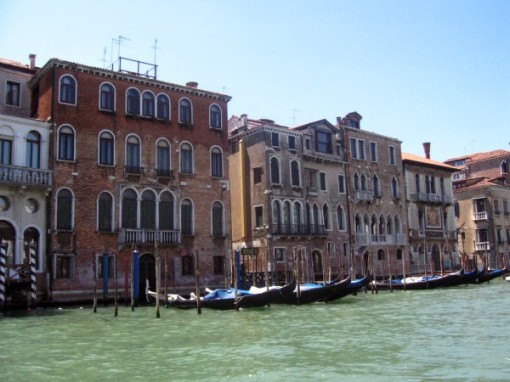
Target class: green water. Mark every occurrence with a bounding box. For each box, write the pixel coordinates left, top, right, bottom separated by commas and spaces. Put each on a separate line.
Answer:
1, 280, 509, 382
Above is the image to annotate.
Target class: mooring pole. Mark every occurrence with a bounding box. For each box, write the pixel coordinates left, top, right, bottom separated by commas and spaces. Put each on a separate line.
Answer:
155, 241, 160, 319
114, 252, 118, 317
0, 243, 7, 310
194, 248, 201, 314
29, 241, 37, 308
102, 252, 109, 306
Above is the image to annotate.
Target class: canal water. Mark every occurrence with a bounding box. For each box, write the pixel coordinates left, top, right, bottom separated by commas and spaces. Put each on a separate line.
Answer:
1, 280, 509, 382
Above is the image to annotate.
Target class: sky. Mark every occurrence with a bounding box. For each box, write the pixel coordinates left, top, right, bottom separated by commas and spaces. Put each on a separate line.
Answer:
1, 0, 508, 161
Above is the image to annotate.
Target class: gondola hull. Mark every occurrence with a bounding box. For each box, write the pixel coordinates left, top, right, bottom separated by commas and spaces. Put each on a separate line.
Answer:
275, 275, 351, 305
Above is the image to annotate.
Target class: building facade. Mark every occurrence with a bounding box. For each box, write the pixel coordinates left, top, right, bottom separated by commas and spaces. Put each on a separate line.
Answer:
28, 58, 231, 301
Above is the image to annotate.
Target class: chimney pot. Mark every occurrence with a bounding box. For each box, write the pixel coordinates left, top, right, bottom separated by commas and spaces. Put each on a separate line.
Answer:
423, 142, 431, 159
186, 81, 198, 88
29, 54, 36, 70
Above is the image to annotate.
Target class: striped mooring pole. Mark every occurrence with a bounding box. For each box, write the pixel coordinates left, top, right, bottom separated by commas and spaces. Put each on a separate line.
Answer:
0, 244, 7, 308
29, 242, 37, 306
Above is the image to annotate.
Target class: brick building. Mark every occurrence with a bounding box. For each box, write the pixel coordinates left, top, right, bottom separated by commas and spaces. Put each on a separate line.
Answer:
28, 58, 231, 302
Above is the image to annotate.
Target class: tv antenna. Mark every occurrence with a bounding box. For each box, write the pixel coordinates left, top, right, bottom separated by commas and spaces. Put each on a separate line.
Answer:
152, 39, 159, 66
111, 35, 130, 69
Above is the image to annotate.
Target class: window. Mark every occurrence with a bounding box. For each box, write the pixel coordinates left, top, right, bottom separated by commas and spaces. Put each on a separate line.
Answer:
353, 173, 360, 191
58, 125, 75, 161
59, 75, 76, 104
181, 199, 193, 235
0, 138, 12, 165
99, 131, 114, 165
99, 83, 115, 111
338, 174, 345, 193
213, 256, 224, 275
391, 177, 399, 199
97, 192, 113, 232
323, 204, 330, 230
156, 140, 171, 176
349, 138, 365, 159
337, 206, 346, 230
126, 88, 140, 114
291, 160, 300, 186
142, 91, 155, 117
396, 249, 403, 260
319, 172, 326, 191
504, 200, 509, 215
377, 249, 385, 261
56, 188, 73, 230
26, 131, 40, 168
288, 136, 296, 150
211, 147, 223, 177
350, 138, 358, 159
255, 206, 263, 228
430, 176, 436, 194
140, 190, 156, 229
253, 167, 262, 185
181, 254, 194, 276
497, 228, 503, 244
373, 175, 380, 197
55, 254, 74, 279
274, 248, 285, 262
125, 135, 141, 173
305, 139, 311, 150
179, 98, 192, 124
157, 94, 170, 120
121, 189, 137, 229
494, 200, 500, 215
180, 142, 193, 174
369, 142, 377, 162
5, 81, 20, 107
357, 140, 365, 160
212, 201, 224, 236
388, 145, 396, 165
209, 104, 222, 129
316, 131, 332, 154
270, 157, 280, 184
97, 254, 115, 279
271, 132, 279, 147
159, 191, 175, 230
506, 229, 510, 243
415, 174, 420, 193
360, 174, 367, 191
454, 202, 459, 218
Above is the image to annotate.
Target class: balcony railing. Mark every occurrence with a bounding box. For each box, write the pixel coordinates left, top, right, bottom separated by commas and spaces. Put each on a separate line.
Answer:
271, 223, 326, 236
124, 166, 145, 175
410, 193, 444, 203
475, 241, 490, 251
0, 165, 52, 187
473, 212, 488, 221
356, 233, 406, 246
118, 228, 180, 245
354, 190, 374, 203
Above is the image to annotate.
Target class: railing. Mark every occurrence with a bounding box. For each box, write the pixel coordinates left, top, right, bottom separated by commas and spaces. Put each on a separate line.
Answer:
118, 228, 180, 245
0, 165, 52, 187
355, 233, 406, 246
475, 241, 490, 251
410, 193, 447, 204
124, 166, 145, 175
473, 212, 488, 221
354, 190, 373, 202
442, 195, 453, 204
155, 168, 173, 178
271, 223, 326, 236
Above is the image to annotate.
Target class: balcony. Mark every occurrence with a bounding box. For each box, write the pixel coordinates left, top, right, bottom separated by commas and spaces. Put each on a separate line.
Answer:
354, 190, 374, 203
0, 165, 52, 188
155, 168, 174, 179
475, 241, 491, 251
118, 228, 180, 245
124, 166, 145, 176
271, 223, 326, 236
473, 212, 488, 221
355, 233, 406, 246
410, 193, 449, 204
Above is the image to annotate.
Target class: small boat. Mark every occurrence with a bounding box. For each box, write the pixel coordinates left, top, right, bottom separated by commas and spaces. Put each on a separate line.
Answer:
445, 268, 479, 287
147, 279, 295, 310
473, 267, 508, 284
375, 270, 462, 290
275, 274, 351, 305
321, 274, 371, 303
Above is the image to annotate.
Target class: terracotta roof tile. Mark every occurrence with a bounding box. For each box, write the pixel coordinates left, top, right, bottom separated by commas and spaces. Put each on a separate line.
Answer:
402, 152, 459, 171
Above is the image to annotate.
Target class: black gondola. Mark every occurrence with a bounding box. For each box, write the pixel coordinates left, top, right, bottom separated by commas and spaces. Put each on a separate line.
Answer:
275, 274, 351, 305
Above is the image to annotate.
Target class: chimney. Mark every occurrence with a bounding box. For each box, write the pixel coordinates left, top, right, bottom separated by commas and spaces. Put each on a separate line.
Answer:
29, 54, 36, 70
423, 142, 431, 159
186, 81, 198, 89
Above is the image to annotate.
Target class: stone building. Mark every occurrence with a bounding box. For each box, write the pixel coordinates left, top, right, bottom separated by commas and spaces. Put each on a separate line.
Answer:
445, 150, 510, 270
28, 58, 231, 302
402, 145, 459, 275
0, 55, 51, 303
228, 115, 349, 285
336, 112, 407, 279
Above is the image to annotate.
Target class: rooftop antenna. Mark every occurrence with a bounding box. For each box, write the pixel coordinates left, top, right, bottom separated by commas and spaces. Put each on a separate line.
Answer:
101, 47, 107, 69
152, 38, 159, 66
111, 35, 130, 70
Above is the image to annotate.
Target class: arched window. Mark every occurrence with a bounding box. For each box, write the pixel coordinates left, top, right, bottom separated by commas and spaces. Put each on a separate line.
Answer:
373, 175, 380, 196
59, 75, 76, 104
272, 200, 282, 233
210, 104, 222, 129
181, 199, 193, 235
353, 173, 359, 191
377, 249, 385, 261
121, 189, 137, 229
157, 94, 170, 120
212, 201, 224, 236
387, 215, 393, 235
159, 191, 175, 230
293, 202, 302, 233
141, 190, 156, 229
97, 192, 113, 232
57, 189, 73, 230
270, 157, 280, 184
58, 125, 75, 161
180, 142, 193, 174
142, 91, 155, 117
337, 206, 346, 231
210, 147, 223, 177
391, 177, 399, 199
99, 83, 115, 111
395, 215, 402, 234
179, 98, 192, 124
99, 131, 114, 166
125, 135, 141, 173
360, 174, 367, 191
126, 88, 140, 114
156, 139, 171, 176
283, 201, 291, 234
323, 204, 330, 230
313, 204, 320, 233
26, 131, 40, 168
291, 160, 300, 186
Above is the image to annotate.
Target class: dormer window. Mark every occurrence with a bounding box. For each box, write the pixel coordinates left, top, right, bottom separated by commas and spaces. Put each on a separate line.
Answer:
315, 131, 332, 154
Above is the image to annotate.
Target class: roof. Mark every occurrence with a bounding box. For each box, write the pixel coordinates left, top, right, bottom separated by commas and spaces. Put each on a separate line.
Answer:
0, 57, 36, 73
453, 176, 510, 193
445, 149, 510, 164
402, 152, 459, 172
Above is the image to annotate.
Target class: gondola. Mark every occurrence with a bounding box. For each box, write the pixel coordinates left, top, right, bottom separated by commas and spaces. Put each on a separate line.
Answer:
275, 274, 351, 305
321, 274, 372, 303
473, 267, 508, 284
374, 270, 462, 290
444, 268, 479, 287
148, 279, 296, 310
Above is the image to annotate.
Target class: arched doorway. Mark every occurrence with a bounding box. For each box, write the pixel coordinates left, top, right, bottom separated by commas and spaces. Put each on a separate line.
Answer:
139, 253, 155, 299
0, 220, 16, 265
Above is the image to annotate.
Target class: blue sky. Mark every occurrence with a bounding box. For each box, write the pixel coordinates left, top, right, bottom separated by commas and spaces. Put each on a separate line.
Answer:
1, 0, 508, 161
